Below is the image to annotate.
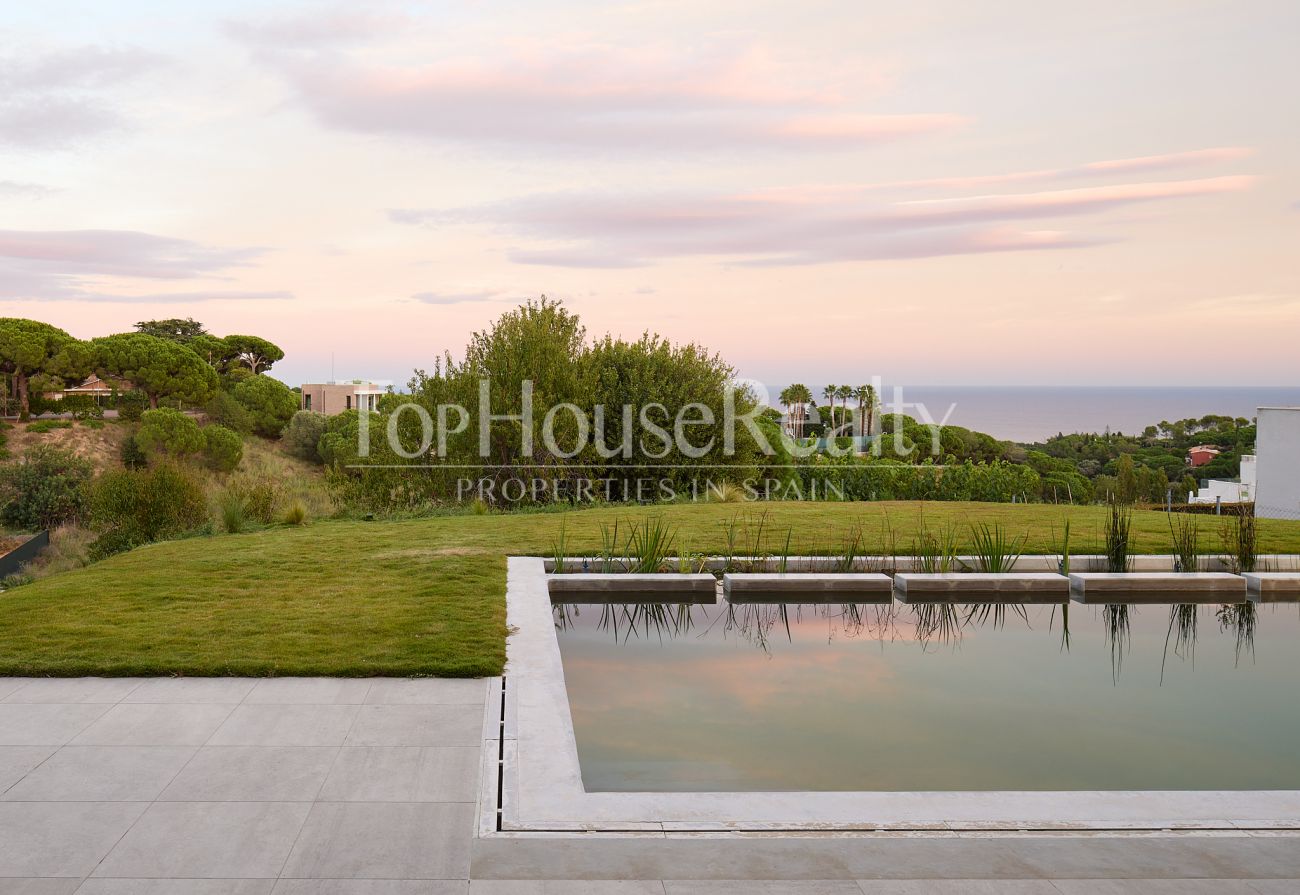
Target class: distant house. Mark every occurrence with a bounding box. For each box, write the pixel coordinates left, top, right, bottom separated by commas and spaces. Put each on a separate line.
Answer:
299, 380, 384, 415
1190, 454, 1255, 506
46, 374, 131, 405
1186, 445, 1221, 467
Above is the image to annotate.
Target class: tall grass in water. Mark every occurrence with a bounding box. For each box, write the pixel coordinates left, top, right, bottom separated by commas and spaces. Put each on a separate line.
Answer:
1168, 513, 1200, 572
1051, 519, 1072, 576
1104, 502, 1132, 573
834, 522, 864, 572
776, 527, 794, 574
1221, 507, 1258, 574
968, 522, 1025, 573
1103, 603, 1132, 682
598, 520, 621, 572
1161, 603, 1199, 683
912, 518, 959, 573
626, 516, 677, 573
1217, 602, 1257, 666
548, 518, 568, 573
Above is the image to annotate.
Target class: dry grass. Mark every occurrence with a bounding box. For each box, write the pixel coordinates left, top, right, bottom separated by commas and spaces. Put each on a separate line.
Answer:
4, 419, 132, 472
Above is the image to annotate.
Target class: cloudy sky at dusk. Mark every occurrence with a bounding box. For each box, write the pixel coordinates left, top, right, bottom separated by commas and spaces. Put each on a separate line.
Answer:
3, 0, 1297, 390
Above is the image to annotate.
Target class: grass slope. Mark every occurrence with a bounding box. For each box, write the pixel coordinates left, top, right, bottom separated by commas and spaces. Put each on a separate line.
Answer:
3, 501, 1298, 677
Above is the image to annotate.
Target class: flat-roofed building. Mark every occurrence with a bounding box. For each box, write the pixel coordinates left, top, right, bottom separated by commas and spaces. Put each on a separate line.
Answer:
1255, 407, 1300, 519
299, 380, 384, 415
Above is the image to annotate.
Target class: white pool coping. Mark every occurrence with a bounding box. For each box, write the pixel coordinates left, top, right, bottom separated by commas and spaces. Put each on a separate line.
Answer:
490, 556, 1300, 835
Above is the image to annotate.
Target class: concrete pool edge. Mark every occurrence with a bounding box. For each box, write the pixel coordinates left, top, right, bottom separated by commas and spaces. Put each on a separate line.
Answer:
489, 557, 1300, 834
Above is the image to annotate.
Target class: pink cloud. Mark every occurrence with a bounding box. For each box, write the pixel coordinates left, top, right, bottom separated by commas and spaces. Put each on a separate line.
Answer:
393, 174, 1253, 268
0, 45, 164, 150
232, 36, 963, 152
0, 229, 281, 302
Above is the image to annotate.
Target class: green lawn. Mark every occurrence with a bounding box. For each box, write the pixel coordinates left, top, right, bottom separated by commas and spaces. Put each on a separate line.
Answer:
3, 501, 1298, 677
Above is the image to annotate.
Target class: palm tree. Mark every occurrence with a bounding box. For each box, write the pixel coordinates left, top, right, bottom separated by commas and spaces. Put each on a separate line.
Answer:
790, 383, 812, 438
854, 384, 877, 436
835, 385, 852, 435
822, 385, 836, 435
778, 385, 796, 437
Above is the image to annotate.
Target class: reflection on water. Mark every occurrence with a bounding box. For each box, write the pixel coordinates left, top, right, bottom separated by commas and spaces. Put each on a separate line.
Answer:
553, 597, 1300, 792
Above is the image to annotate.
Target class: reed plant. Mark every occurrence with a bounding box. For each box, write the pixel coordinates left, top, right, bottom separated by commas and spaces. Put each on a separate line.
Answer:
834, 522, 864, 572
1221, 506, 1258, 574
1104, 501, 1132, 573
549, 518, 569, 573
626, 516, 677, 573
1051, 518, 1072, 576
968, 522, 1025, 573
1168, 513, 1200, 572
912, 519, 959, 573
776, 527, 794, 574
597, 520, 622, 572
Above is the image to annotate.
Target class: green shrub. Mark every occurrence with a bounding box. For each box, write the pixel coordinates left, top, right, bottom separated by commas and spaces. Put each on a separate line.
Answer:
82, 418, 105, 430
27, 420, 73, 433
0, 445, 93, 529
226, 476, 281, 523
89, 462, 209, 556
120, 434, 149, 470
232, 375, 297, 438
203, 425, 244, 472
204, 390, 253, 434
280, 500, 308, 525
60, 394, 104, 420
137, 408, 205, 458
282, 410, 328, 463
115, 391, 147, 422
218, 489, 248, 534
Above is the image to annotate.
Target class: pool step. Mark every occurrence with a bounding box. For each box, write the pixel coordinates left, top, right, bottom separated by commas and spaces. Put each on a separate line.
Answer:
894, 573, 1069, 603
546, 573, 717, 603
1069, 572, 1246, 604
723, 573, 893, 603
1243, 572, 1300, 602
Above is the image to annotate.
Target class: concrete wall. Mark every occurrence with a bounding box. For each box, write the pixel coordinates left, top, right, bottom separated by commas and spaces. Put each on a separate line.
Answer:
1255, 407, 1300, 519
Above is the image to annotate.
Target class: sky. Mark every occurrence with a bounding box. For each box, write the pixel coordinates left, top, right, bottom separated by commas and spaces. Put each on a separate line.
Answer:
2, 0, 1298, 390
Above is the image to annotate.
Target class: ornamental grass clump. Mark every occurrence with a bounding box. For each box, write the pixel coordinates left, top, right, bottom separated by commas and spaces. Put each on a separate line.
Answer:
1104, 500, 1132, 573
968, 522, 1024, 573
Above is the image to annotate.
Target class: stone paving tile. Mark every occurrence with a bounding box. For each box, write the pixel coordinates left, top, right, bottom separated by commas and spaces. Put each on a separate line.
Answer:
665, 884, 860, 895
2, 746, 194, 801
0, 880, 81, 894
344, 705, 481, 748
0, 678, 30, 701
74, 881, 274, 894
273, 882, 468, 893
364, 679, 489, 706
318, 747, 480, 803
0, 745, 57, 791
160, 746, 340, 802
1052, 882, 1261, 894
853, 883, 1061, 894
0, 704, 111, 746
208, 705, 360, 747
470, 883, 667, 894
70, 703, 235, 747
1248, 883, 1300, 894
93, 800, 312, 880
2, 679, 142, 705
123, 678, 257, 704
281, 802, 474, 880
244, 679, 373, 705
0, 801, 146, 877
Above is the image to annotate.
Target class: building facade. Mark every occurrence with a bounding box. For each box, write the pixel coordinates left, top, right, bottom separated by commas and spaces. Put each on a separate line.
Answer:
1255, 407, 1300, 520
299, 381, 384, 415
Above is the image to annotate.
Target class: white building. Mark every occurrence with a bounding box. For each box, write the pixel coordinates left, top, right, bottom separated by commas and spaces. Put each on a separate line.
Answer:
1190, 454, 1254, 505
1255, 407, 1300, 520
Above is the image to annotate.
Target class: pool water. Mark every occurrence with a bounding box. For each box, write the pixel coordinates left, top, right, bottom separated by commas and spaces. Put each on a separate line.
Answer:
553, 599, 1300, 792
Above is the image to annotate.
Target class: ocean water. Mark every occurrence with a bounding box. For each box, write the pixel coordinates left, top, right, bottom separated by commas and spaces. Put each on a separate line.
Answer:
869, 386, 1300, 443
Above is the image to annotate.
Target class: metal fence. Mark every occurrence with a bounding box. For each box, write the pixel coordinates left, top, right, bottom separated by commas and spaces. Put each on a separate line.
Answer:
0, 530, 50, 578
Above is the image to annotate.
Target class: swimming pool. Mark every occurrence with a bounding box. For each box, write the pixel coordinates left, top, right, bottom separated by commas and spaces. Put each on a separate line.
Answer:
553, 598, 1300, 792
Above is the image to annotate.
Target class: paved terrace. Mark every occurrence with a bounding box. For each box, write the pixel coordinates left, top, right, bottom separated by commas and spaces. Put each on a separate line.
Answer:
0, 675, 1295, 894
